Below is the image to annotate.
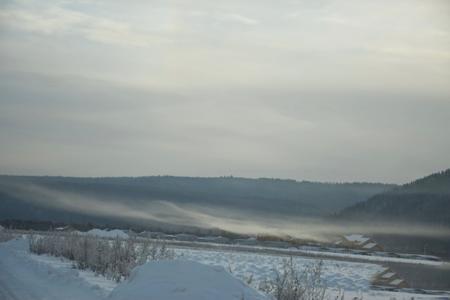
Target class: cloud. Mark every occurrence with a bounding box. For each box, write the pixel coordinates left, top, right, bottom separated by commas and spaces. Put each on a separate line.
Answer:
1, 0, 449, 92
219, 13, 259, 25
0, 70, 449, 183
0, 0, 449, 182
0, 6, 167, 47
0, 8, 83, 35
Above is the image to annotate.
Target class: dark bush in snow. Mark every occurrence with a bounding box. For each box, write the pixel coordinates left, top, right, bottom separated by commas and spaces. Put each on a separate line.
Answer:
0, 229, 15, 242
260, 258, 326, 300
29, 233, 174, 282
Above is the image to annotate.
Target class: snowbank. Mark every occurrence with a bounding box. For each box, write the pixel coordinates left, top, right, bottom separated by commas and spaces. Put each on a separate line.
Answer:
0, 238, 105, 300
109, 260, 268, 300
85, 228, 129, 239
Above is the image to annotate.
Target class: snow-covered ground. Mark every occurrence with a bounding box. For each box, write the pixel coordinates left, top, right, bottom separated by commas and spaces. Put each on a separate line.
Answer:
0, 238, 265, 300
217, 243, 444, 266
173, 247, 383, 291
0, 237, 447, 300
109, 260, 268, 300
154, 238, 444, 266
29, 250, 117, 297
0, 238, 109, 300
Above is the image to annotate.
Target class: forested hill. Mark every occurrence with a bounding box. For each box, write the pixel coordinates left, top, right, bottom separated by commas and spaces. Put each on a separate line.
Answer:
0, 175, 393, 226
398, 169, 450, 194
336, 169, 450, 226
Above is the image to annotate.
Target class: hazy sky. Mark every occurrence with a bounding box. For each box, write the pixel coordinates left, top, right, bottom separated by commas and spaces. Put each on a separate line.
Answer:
0, 0, 449, 183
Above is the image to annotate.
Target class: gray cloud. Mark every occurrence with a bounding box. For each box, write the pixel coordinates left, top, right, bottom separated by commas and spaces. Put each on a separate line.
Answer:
0, 0, 449, 183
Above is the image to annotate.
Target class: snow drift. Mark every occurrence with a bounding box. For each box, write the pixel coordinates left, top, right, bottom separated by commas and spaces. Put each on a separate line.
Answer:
85, 228, 129, 239
108, 260, 268, 300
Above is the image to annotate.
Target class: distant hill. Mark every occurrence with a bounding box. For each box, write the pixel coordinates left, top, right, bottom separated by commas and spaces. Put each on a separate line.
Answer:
0, 175, 393, 228
336, 169, 450, 227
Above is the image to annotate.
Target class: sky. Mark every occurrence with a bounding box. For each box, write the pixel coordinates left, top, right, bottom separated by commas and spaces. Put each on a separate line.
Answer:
0, 0, 449, 184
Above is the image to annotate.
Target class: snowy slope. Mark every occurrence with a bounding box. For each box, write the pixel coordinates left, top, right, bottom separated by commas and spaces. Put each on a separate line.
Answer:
0, 238, 105, 300
109, 260, 268, 300
0, 238, 266, 300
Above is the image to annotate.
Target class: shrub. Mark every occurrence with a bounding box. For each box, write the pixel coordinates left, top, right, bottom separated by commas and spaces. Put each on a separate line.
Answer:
0, 229, 15, 242
260, 257, 327, 300
29, 232, 174, 282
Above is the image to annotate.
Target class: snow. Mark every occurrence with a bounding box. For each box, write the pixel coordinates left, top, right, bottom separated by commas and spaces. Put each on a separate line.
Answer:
109, 260, 268, 300
390, 279, 404, 286
0, 238, 108, 300
29, 250, 117, 296
363, 242, 377, 249
381, 272, 395, 279
85, 229, 129, 239
344, 234, 370, 245
173, 247, 384, 291
0, 225, 4, 231
0, 237, 448, 300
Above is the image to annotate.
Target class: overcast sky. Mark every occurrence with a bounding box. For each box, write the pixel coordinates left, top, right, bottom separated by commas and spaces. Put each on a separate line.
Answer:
0, 0, 449, 183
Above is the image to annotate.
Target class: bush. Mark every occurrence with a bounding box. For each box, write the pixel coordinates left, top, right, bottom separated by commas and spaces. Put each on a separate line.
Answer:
260, 257, 327, 300
29, 232, 174, 282
0, 229, 15, 242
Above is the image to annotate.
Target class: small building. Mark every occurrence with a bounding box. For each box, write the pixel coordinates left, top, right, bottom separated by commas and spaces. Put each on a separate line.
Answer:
373, 268, 409, 289
389, 279, 409, 289
362, 242, 383, 251
380, 271, 395, 280
337, 234, 383, 251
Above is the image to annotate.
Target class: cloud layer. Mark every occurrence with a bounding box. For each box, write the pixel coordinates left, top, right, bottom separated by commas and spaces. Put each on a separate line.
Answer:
0, 0, 449, 183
